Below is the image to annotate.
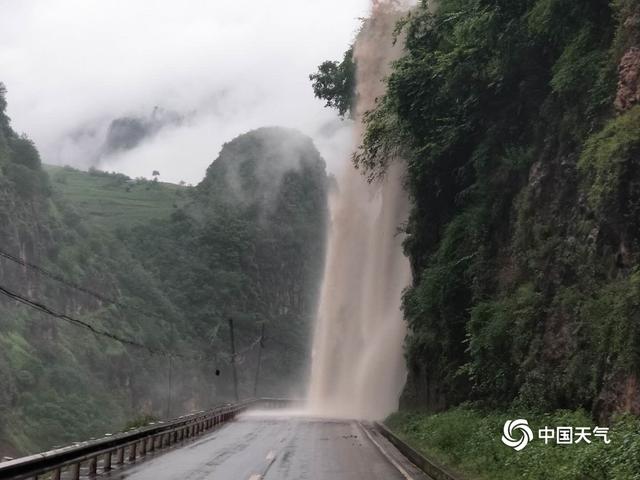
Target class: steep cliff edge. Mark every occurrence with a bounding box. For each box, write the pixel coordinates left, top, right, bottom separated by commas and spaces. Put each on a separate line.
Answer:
372, 0, 640, 420
314, 0, 640, 421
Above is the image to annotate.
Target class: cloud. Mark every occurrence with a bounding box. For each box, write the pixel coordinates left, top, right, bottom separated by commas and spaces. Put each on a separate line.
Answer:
0, 0, 368, 182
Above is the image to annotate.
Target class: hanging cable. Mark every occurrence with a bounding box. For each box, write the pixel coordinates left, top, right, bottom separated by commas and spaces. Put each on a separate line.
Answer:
0, 283, 224, 361
0, 248, 174, 324
0, 248, 307, 359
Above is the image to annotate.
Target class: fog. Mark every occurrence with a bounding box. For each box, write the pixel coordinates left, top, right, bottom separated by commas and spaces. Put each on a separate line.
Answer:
0, 0, 368, 183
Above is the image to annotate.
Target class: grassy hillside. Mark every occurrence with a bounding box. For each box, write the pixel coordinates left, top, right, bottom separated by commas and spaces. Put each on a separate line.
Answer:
44, 165, 188, 231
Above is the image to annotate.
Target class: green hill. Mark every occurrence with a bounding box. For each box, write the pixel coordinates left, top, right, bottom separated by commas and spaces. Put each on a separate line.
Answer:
44, 165, 188, 231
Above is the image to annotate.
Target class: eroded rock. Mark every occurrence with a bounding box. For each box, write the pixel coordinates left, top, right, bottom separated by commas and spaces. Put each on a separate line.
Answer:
615, 47, 640, 112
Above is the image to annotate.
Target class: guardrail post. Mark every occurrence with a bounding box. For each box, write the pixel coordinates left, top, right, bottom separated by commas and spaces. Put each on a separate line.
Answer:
116, 447, 125, 465
52, 467, 61, 480
140, 439, 147, 456
88, 456, 97, 476
72, 462, 80, 480
104, 451, 112, 471
128, 443, 137, 462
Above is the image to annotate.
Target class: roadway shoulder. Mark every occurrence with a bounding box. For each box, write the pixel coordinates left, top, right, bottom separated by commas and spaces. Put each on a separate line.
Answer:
358, 421, 433, 480
369, 421, 466, 480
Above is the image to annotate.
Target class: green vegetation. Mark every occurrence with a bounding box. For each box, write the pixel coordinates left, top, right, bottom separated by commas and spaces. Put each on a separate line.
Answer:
44, 165, 188, 231
0, 84, 327, 456
311, 0, 640, 475
309, 46, 356, 118
127, 127, 328, 398
124, 414, 160, 430
386, 408, 640, 480
578, 106, 640, 215
314, 0, 640, 418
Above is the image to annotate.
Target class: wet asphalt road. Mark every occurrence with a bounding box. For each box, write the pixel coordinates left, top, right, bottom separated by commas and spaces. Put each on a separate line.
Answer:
103, 411, 428, 480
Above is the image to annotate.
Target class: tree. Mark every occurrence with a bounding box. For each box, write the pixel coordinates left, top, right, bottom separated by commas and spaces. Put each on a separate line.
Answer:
309, 46, 356, 118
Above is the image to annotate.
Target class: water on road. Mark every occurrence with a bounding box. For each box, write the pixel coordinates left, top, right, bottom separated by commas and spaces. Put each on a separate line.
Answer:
103, 411, 429, 480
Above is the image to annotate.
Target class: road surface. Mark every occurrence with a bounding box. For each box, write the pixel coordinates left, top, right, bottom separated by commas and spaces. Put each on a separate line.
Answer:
103, 411, 430, 480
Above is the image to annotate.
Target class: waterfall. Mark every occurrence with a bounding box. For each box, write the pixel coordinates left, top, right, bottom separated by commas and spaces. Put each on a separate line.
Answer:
307, 0, 412, 420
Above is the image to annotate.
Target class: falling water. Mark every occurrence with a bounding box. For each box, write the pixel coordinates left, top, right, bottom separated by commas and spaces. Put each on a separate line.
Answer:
307, 1, 412, 420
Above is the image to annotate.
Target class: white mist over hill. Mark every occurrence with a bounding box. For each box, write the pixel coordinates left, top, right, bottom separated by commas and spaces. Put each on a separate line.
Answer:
0, 0, 369, 183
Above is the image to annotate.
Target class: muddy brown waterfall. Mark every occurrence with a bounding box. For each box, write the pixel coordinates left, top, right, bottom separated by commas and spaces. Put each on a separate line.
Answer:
307, 1, 412, 420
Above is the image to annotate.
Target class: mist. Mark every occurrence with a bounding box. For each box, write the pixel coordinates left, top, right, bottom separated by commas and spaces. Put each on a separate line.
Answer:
0, 0, 368, 183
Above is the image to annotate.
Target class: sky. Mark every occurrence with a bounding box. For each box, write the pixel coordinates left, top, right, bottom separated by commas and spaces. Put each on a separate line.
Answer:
0, 0, 370, 183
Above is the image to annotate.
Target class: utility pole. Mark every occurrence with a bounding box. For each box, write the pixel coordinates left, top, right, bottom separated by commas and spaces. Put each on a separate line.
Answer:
228, 318, 239, 402
253, 323, 265, 398
166, 354, 173, 418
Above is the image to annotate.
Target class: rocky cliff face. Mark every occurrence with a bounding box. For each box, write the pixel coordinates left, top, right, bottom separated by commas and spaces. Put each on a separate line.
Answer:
616, 47, 640, 111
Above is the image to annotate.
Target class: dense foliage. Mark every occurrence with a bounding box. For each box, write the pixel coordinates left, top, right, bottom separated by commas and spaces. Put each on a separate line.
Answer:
313, 0, 640, 419
0, 83, 327, 456
381, 0, 640, 417
309, 47, 356, 118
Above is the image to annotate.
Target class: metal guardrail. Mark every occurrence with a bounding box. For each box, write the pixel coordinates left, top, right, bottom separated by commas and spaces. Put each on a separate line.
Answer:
0, 397, 293, 480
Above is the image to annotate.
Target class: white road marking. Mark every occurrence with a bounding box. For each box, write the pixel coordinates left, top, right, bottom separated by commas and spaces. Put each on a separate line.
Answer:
358, 422, 416, 480
249, 449, 276, 480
